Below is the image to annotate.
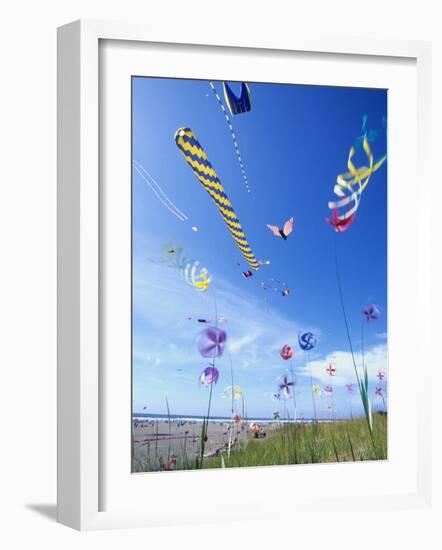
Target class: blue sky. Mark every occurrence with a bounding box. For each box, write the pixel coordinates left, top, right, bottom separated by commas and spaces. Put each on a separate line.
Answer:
132, 77, 388, 419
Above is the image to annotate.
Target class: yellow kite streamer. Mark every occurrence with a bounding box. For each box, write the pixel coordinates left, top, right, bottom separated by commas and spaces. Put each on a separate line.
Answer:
328, 137, 387, 222
175, 127, 260, 271
183, 261, 212, 292
158, 242, 212, 292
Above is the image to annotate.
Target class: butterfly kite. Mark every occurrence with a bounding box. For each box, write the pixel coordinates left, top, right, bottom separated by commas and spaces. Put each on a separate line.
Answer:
267, 217, 294, 240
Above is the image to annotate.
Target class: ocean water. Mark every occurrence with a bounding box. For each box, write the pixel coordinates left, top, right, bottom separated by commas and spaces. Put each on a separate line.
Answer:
132, 413, 335, 423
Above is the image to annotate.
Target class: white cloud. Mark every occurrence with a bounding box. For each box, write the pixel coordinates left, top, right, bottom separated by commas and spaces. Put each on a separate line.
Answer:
298, 344, 388, 386
132, 253, 316, 378
228, 332, 260, 354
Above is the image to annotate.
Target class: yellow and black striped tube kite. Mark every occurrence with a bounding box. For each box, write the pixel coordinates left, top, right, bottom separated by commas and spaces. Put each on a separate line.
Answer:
175, 127, 260, 271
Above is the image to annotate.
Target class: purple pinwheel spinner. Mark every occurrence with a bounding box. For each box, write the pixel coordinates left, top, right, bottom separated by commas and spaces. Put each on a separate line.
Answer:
197, 326, 227, 358
278, 375, 295, 398
362, 304, 381, 322
199, 366, 219, 385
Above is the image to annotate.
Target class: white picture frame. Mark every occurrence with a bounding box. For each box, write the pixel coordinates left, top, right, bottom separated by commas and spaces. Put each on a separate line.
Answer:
57, 19, 432, 531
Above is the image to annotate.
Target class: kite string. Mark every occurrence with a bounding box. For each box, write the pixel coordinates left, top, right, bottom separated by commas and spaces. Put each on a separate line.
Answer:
333, 237, 361, 390
133, 160, 189, 221
333, 237, 377, 451
209, 82, 251, 194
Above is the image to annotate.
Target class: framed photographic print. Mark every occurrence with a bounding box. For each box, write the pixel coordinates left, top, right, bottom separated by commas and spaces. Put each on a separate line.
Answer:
57, 19, 432, 530
131, 76, 388, 474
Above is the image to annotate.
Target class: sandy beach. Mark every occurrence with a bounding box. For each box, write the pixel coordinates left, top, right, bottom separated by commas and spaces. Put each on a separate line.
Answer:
132, 418, 279, 472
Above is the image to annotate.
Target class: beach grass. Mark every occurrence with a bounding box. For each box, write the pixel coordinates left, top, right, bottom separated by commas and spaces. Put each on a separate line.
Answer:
132, 414, 387, 472
199, 414, 387, 469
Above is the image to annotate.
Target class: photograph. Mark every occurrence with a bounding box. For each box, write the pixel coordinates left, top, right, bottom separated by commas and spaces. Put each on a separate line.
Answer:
131, 76, 388, 473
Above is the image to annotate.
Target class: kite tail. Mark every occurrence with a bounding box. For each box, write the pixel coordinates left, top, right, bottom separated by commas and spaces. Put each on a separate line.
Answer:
133, 160, 188, 221
209, 82, 251, 194
175, 127, 259, 271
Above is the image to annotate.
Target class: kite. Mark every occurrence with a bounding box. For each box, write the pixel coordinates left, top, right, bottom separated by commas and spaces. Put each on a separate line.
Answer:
326, 364, 336, 376
354, 114, 386, 150
187, 316, 226, 324
187, 317, 209, 323
298, 331, 317, 351
158, 242, 188, 269
326, 209, 356, 233
346, 383, 354, 393
327, 135, 387, 230
235, 262, 253, 279
223, 385, 243, 400
266, 217, 294, 240
280, 344, 294, 360
377, 370, 386, 381
157, 242, 213, 292
362, 304, 381, 321
132, 160, 188, 222
183, 260, 212, 292
197, 327, 227, 358
223, 82, 252, 115
209, 82, 251, 193
312, 385, 322, 397
374, 386, 383, 397
261, 278, 290, 297
235, 261, 258, 280
278, 375, 295, 399
175, 127, 260, 270
200, 366, 220, 385
324, 385, 333, 396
